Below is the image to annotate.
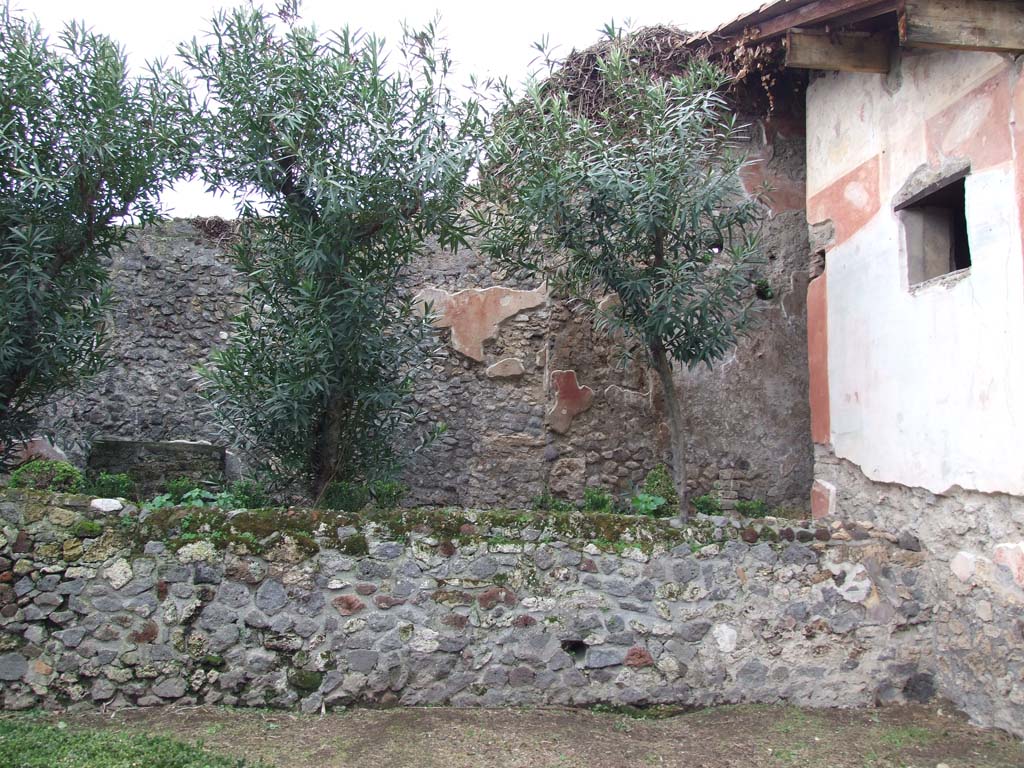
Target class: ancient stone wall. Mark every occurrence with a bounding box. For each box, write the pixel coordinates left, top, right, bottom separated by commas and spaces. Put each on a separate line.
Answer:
814, 445, 1024, 735
0, 490, 935, 716
41, 220, 241, 457
39, 121, 813, 511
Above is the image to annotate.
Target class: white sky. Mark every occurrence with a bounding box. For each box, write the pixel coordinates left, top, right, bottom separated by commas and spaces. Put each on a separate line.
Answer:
22, 0, 760, 217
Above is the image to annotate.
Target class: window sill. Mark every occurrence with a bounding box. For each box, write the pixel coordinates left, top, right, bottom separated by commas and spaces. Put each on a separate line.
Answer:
908, 266, 971, 295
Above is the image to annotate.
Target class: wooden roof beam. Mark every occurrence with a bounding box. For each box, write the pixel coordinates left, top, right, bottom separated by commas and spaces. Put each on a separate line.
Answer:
900, 0, 1024, 54
785, 29, 893, 72
713, 0, 895, 51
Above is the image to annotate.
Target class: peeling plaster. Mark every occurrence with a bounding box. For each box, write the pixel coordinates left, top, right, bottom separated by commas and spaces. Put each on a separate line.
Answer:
547, 370, 594, 435
414, 284, 547, 361
486, 358, 526, 379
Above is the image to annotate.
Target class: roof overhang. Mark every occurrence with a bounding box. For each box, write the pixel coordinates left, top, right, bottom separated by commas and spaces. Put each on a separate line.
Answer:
694, 0, 1024, 75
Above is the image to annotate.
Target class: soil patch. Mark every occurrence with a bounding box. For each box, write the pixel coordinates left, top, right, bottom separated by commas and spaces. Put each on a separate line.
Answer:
23, 702, 1022, 768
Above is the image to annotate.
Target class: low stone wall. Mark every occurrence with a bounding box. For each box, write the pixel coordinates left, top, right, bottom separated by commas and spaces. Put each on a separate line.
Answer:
0, 490, 937, 716
814, 446, 1024, 736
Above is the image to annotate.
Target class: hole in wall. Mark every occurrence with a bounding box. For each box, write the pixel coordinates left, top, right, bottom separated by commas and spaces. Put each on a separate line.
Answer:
560, 639, 587, 661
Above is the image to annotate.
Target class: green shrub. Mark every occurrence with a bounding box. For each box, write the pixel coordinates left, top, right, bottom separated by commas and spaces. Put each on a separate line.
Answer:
735, 499, 770, 518
143, 493, 176, 511
371, 480, 408, 509
7, 459, 83, 492
87, 471, 136, 499
583, 486, 613, 513
215, 479, 271, 510
642, 464, 679, 508
692, 494, 721, 517
631, 492, 668, 517
320, 480, 370, 512
532, 489, 573, 513
164, 476, 201, 503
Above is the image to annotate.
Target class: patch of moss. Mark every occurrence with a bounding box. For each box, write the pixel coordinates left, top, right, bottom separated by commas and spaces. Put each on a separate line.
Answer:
72, 520, 104, 538
288, 669, 323, 693
337, 534, 369, 556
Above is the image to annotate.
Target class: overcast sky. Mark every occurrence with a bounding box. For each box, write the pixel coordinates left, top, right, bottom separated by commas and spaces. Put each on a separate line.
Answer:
23, 0, 760, 217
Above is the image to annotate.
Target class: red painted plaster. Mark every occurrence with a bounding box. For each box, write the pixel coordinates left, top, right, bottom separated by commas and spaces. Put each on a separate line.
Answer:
547, 370, 594, 435
1013, 68, 1024, 292
807, 272, 830, 446
808, 155, 881, 247
415, 285, 547, 362
741, 157, 807, 215
810, 479, 835, 520
926, 71, 1012, 172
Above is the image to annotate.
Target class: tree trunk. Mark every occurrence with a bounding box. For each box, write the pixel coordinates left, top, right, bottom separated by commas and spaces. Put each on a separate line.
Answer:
651, 344, 688, 520
311, 395, 347, 502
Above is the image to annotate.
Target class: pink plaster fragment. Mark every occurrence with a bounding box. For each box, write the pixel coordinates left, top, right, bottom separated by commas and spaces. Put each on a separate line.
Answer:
993, 543, 1024, 587
414, 285, 547, 362
547, 370, 594, 435
810, 479, 836, 519
950, 551, 978, 583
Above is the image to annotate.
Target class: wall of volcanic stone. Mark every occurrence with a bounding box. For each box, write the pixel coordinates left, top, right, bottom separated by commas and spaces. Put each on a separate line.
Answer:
0, 489, 939, 716
39, 120, 813, 511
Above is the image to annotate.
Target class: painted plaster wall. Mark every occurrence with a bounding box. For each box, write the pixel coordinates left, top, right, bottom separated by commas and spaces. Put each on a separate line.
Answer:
805, 50, 1024, 496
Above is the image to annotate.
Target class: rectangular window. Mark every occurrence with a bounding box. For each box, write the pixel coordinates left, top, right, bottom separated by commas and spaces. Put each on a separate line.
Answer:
897, 173, 970, 286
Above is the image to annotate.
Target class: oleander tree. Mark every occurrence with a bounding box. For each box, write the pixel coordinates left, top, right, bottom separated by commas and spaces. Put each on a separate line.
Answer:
0, 5, 196, 468
182, 4, 483, 499
473, 30, 765, 517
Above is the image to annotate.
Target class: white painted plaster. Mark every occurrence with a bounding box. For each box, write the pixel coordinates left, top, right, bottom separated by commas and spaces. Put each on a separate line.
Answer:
806, 50, 1008, 196
810, 51, 1024, 496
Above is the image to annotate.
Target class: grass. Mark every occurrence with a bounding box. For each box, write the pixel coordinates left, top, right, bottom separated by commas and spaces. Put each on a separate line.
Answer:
0, 716, 264, 768
878, 725, 935, 748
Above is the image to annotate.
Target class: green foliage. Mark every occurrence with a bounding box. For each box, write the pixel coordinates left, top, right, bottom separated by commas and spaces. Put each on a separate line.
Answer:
736, 498, 769, 518
216, 479, 272, 510
0, 716, 261, 767
86, 472, 136, 500
531, 489, 573, 513
182, 6, 483, 496
143, 478, 272, 512
164, 477, 202, 503
582, 486, 613, 513
692, 494, 722, 517
7, 459, 83, 492
180, 488, 218, 508
0, 6, 195, 467
754, 278, 775, 300
321, 481, 370, 513
642, 464, 679, 508
631, 492, 668, 517
370, 480, 408, 509
143, 493, 176, 511
474, 29, 765, 517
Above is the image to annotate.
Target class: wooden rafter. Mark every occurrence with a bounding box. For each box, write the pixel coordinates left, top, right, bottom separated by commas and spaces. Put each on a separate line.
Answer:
785, 29, 893, 72
900, 0, 1024, 53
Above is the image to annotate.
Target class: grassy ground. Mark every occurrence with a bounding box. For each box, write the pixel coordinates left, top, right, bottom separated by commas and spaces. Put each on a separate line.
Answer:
2, 703, 1020, 768
0, 714, 265, 767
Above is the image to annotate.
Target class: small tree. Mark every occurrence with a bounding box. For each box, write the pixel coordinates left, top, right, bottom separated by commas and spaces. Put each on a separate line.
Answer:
182, 5, 482, 499
474, 32, 764, 517
0, 6, 195, 468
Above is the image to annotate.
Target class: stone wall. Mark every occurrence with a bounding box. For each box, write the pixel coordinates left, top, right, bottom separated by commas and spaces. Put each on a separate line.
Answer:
403, 118, 813, 510
0, 490, 936, 717
814, 445, 1024, 735
41, 220, 240, 456
39, 121, 812, 511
